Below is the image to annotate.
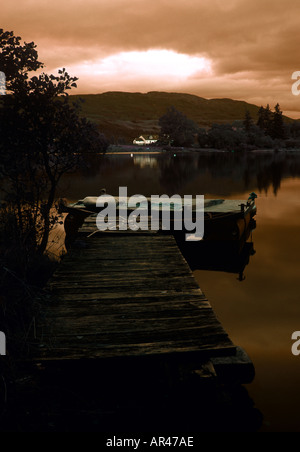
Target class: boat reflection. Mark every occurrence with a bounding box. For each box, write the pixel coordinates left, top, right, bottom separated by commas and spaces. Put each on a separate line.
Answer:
175, 234, 256, 281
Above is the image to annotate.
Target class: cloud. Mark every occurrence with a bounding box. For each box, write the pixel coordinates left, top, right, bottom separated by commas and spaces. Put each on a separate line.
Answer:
63, 49, 212, 94
2, 0, 300, 117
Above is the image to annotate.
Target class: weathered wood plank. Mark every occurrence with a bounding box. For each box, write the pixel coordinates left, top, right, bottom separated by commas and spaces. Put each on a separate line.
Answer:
34, 337, 234, 361
53, 290, 207, 301
32, 233, 236, 364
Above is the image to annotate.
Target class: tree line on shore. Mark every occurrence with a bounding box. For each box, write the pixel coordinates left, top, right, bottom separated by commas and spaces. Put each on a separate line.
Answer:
158, 105, 300, 150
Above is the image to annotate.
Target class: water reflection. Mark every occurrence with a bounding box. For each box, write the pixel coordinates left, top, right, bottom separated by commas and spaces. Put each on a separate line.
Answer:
177, 238, 256, 282
133, 155, 158, 168
154, 151, 300, 196
67, 151, 300, 200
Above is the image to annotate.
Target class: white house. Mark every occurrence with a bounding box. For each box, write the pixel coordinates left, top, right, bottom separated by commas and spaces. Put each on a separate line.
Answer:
133, 135, 158, 145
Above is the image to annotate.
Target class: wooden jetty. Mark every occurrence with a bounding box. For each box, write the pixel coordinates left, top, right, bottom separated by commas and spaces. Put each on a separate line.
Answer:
32, 226, 254, 384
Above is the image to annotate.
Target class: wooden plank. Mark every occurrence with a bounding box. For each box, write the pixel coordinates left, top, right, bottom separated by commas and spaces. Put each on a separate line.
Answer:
32, 233, 236, 364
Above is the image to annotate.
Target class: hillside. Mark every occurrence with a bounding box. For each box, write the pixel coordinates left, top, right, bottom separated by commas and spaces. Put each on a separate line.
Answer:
69, 91, 290, 144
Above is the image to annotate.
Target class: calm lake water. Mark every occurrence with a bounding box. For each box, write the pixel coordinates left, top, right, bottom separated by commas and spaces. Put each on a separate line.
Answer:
57, 149, 300, 432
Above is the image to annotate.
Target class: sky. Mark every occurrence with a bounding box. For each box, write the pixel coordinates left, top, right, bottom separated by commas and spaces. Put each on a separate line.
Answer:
2, 0, 300, 118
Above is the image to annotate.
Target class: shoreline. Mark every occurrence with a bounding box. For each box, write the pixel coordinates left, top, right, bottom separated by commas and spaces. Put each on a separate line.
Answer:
106, 145, 300, 155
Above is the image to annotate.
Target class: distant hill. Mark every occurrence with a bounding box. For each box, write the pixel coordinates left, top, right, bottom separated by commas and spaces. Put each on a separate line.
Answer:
69, 91, 292, 143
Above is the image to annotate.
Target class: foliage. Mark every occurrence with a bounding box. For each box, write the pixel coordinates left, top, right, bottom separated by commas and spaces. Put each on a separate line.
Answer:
0, 29, 43, 93
290, 120, 300, 138
243, 110, 254, 134
207, 124, 245, 150
196, 103, 293, 151
159, 106, 199, 147
257, 104, 272, 135
0, 29, 109, 260
0, 29, 109, 357
271, 103, 285, 140
197, 128, 209, 147
256, 103, 285, 140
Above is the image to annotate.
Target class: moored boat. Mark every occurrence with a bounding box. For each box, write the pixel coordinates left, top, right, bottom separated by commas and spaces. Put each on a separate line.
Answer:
60, 192, 257, 246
